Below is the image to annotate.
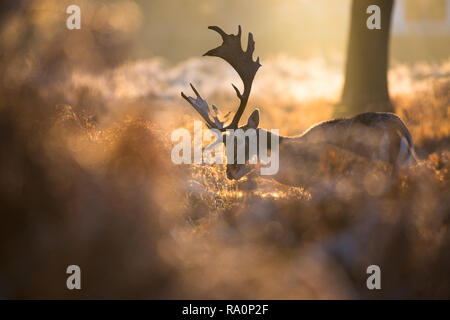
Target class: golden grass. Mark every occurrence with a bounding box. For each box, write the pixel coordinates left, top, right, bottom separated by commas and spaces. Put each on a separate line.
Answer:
0, 57, 449, 299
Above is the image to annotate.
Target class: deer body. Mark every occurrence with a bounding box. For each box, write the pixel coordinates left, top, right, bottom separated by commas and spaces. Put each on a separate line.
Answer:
181, 26, 416, 188
245, 112, 416, 187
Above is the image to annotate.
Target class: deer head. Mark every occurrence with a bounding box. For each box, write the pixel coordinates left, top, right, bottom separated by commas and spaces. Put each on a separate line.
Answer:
181, 25, 262, 180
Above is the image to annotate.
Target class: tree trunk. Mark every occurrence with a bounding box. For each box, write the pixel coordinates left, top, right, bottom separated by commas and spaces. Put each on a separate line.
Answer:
336, 0, 394, 117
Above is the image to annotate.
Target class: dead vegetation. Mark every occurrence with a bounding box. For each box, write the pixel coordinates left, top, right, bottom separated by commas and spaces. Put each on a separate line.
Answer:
1, 54, 449, 298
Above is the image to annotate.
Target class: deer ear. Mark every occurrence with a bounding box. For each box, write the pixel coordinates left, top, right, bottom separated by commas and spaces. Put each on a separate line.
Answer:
246, 109, 260, 129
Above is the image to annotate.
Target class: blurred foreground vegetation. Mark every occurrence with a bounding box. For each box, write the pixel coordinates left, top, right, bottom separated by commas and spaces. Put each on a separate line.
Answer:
0, 0, 449, 299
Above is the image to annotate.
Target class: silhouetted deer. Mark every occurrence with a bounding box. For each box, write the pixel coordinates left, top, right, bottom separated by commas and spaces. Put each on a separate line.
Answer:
181, 26, 416, 187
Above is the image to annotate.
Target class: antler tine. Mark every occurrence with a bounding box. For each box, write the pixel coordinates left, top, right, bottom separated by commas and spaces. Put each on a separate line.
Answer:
181, 83, 225, 130
207, 25, 242, 45
204, 25, 261, 129
207, 25, 229, 40
231, 83, 242, 99
189, 83, 200, 97
246, 32, 255, 56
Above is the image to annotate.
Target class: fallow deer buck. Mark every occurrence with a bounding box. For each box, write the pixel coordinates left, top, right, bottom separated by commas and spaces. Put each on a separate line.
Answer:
181, 26, 416, 188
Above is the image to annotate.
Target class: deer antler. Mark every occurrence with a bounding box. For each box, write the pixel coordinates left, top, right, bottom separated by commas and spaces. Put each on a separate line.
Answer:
181, 83, 226, 129
181, 25, 261, 131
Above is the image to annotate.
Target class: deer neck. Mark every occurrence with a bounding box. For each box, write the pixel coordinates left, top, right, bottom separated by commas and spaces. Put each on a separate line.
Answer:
256, 128, 313, 187
256, 128, 285, 151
